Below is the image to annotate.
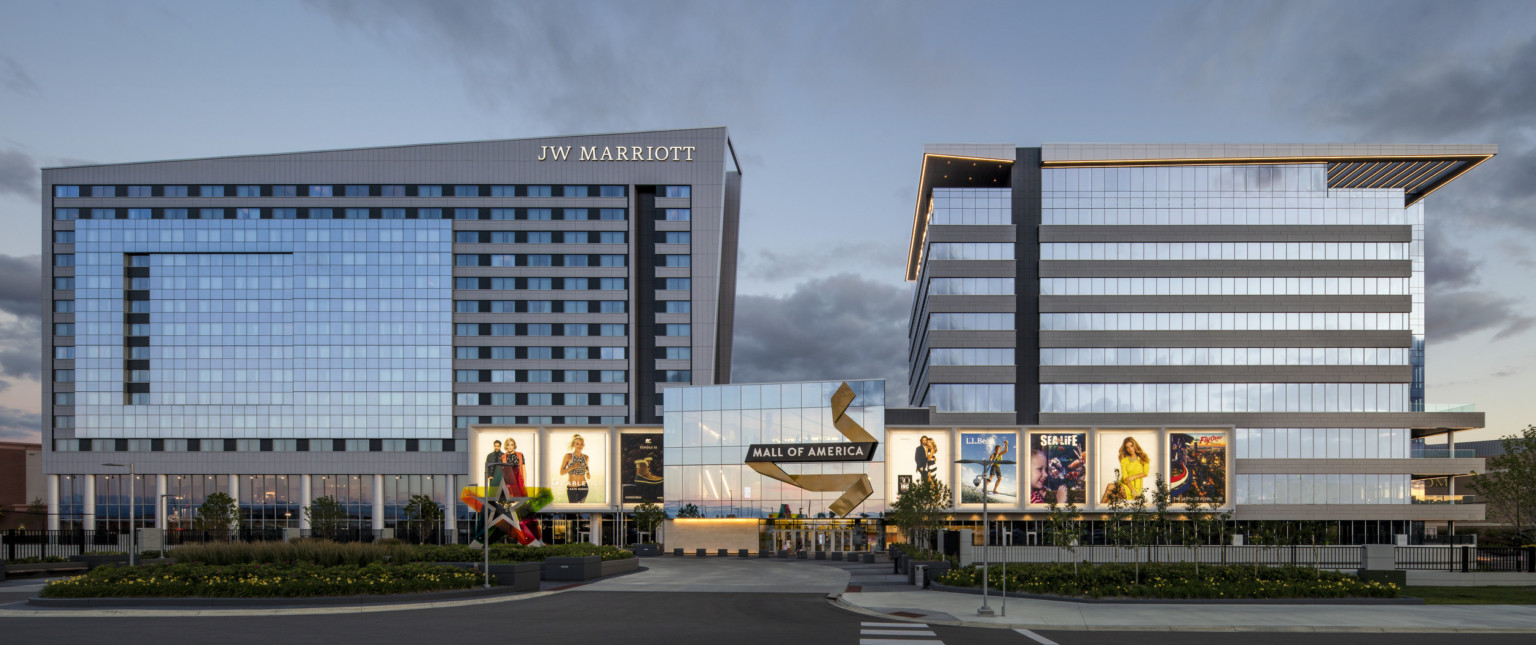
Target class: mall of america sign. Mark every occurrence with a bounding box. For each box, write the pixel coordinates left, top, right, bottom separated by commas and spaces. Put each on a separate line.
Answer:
742, 382, 877, 517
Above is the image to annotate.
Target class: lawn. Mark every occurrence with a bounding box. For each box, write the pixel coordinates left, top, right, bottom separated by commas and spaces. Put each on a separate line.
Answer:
1405, 586, 1536, 605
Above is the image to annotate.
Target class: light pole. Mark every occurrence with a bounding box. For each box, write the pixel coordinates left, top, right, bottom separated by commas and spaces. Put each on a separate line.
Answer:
483, 474, 492, 589
102, 463, 136, 566
957, 456, 1015, 618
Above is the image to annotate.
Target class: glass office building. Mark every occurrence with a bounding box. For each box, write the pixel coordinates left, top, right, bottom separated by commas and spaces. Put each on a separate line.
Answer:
41, 128, 742, 540
905, 143, 1495, 536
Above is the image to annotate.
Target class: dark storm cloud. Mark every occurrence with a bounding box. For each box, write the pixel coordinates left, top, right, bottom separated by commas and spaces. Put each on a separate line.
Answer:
1424, 223, 1482, 291
0, 55, 38, 95
1426, 290, 1536, 344
0, 254, 41, 320
731, 274, 911, 406
0, 148, 40, 199
0, 254, 43, 384
0, 317, 41, 382
0, 405, 42, 441
742, 242, 905, 284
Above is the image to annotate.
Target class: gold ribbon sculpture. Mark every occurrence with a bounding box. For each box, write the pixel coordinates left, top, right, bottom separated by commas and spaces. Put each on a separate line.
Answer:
748, 382, 876, 517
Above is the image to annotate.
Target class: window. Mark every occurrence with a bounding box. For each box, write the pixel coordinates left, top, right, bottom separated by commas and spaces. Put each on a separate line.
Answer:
455, 208, 479, 220
54, 208, 78, 220
54, 186, 80, 198
419, 208, 442, 219
55, 346, 75, 359
55, 369, 75, 383
456, 346, 480, 359
599, 231, 626, 244
663, 278, 690, 291
200, 208, 225, 219
165, 185, 188, 197
527, 208, 552, 220
345, 208, 369, 219
599, 394, 627, 406
660, 370, 691, 383
599, 278, 626, 290
565, 324, 590, 337
455, 232, 479, 244
564, 301, 588, 313
564, 185, 588, 197
272, 208, 297, 219
456, 370, 481, 383
54, 277, 74, 289
129, 255, 150, 267
455, 185, 479, 197
129, 346, 149, 359
600, 185, 625, 197
659, 255, 690, 267
55, 324, 74, 336
599, 347, 626, 359
662, 301, 690, 313
527, 255, 552, 266
565, 347, 589, 359
565, 370, 590, 383
164, 208, 188, 219
127, 186, 152, 197
663, 324, 691, 336
419, 185, 443, 197
55, 392, 75, 406
664, 186, 691, 198
664, 209, 691, 221
600, 370, 626, 383
456, 393, 479, 406
200, 185, 224, 197
526, 324, 552, 336
310, 185, 333, 197
527, 232, 553, 244
600, 255, 626, 267
565, 255, 589, 267
664, 346, 691, 360
54, 301, 74, 313
490, 209, 516, 220
129, 301, 149, 313
54, 416, 74, 429
237, 185, 261, 197
92, 185, 116, 197
600, 324, 626, 336
491, 186, 515, 197
90, 209, 115, 219
528, 278, 553, 290
310, 208, 333, 219
273, 185, 297, 197
565, 209, 589, 221
527, 185, 552, 197
236, 208, 260, 219
382, 185, 405, 197
526, 347, 552, 359
455, 300, 479, 312
345, 185, 369, 197
599, 208, 626, 221
381, 208, 406, 219
489, 278, 516, 289
54, 231, 74, 244
54, 254, 74, 267
600, 301, 625, 313
127, 208, 151, 219
663, 232, 691, 244
455, 323, 479, 336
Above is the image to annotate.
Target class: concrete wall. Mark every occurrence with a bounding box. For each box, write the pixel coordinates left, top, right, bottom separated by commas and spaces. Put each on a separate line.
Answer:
662, 518, 759, 552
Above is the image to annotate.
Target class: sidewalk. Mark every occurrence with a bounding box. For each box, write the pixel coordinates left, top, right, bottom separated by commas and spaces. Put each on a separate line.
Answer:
838, 588, 1536, 633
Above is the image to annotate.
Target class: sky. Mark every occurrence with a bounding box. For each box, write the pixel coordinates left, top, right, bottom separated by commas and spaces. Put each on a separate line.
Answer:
1, 0, 1533, 444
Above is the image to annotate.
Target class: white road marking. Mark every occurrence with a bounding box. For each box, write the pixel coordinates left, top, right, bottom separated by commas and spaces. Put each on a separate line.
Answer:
1014, 629, 1059, 645
861, 629, 938, 636
860, 622, 925, 628
859, 640, 943, 645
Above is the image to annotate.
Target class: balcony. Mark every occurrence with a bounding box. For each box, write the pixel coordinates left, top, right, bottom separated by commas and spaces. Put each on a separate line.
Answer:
1410, 447, 1477, 459
1419, 403, 1476, 413
1412, 495, 1477, 505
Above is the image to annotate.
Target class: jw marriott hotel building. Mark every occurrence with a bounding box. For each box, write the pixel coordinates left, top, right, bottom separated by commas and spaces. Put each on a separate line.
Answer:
41, 128, 740, 537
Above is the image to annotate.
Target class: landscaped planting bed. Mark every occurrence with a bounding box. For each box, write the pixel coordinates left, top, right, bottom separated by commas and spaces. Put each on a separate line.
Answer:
936, 562, 1400, 600
39, 562, 479, 598
416, 543, 636, 563
163, 540, 635, 567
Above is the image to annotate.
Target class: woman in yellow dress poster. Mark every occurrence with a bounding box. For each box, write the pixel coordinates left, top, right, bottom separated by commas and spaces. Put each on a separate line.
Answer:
1115, 436, 1150, 500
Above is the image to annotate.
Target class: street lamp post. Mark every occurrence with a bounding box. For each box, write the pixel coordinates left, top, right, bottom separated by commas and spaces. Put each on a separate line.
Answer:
957, 456, 1015, 618
102, 463, 136, 566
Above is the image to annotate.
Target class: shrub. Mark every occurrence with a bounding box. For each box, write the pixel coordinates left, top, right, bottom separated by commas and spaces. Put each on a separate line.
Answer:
414, 542, 635, 563
40, 562, 478, 598
167, 541, 414, 567
140, 550, 162, 559
935, 562, 1399, 600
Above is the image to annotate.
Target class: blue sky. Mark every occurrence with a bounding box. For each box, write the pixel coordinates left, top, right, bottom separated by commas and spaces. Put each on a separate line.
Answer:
1, 0, 1533, 442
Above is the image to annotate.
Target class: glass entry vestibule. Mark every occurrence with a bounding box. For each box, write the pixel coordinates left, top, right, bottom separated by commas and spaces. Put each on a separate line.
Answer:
766, 518, 878, 552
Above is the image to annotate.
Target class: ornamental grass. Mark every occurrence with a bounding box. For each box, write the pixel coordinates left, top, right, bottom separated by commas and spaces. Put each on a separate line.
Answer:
40, 562, 479, 598
165, 540, 635, 567
936, 562, 1399, 600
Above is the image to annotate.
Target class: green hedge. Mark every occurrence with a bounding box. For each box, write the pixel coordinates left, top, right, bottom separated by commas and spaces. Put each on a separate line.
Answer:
936, 562, 1399, 600
40, 562, 479, 598
415, 542, 636, 563
166, 540, 636, 567
6, 556, 72, 565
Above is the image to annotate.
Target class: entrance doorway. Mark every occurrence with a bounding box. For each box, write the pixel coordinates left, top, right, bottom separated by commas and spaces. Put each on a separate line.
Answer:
766, 518, 874, 552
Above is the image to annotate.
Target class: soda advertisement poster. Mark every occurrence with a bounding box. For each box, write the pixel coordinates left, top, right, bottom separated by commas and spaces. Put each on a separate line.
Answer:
620, 433, 664, 504
1168, 430, 1228, 506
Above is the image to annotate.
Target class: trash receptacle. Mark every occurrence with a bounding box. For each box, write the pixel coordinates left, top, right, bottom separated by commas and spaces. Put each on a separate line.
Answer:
913, 564, 927, 588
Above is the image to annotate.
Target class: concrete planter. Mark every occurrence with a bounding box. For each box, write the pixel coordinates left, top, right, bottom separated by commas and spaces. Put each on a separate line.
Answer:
777, 550, 789, 559
796, 550, 808, 560
5, 562, 86, 575
633, 544, 659, 557
544, 556, 602, 581
830, 551, 844, 561
600, 558, 640, 577
70, 555, 129, 570
814, 551, 826, 560
437, 562, 541, 591
738, 549, 749, 558
696, 548, 708, 558
861, 553, 876, 564
673, 548, 684, 557
717, 548, 730, 557
758, 550, 772, 558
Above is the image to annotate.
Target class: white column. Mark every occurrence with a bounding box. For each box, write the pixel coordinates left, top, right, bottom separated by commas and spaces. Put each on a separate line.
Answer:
228, 474, 239, 504
46, 475, 60, 531
372, 474, 385, 532
82, 475, 96, 532
442, 473, 457, 543
299, 475, 312, 530
155, 474, 167, 530
590, 514, 602, 545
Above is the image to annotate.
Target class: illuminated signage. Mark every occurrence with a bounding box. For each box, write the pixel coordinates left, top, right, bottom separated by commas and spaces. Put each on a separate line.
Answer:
744, 442, 877, 463
538, 145, 696, 162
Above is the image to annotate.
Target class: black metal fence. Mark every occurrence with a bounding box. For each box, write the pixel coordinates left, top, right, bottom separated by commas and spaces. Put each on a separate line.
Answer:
1396, 546, 1536, 572
2, 530, 129, 561
162, 528, 287, 546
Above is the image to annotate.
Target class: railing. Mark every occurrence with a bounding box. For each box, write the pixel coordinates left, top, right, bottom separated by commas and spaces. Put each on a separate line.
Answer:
1410, 447, 1477, 459
1411, 495, 1476, 505
1396, 546, 1536, 573
162, 528, 288, 545
2, 530, 130, 561
976, 545, 1363, 569
1422, 403, 1477, 413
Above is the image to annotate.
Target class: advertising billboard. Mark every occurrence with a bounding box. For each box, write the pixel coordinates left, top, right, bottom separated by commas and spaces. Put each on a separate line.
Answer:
959, 431, 1019, 505
469, 428, 539, 493
547, 430, 607, 505
620, 432, 664, 504
1168, 430, 1229, 507
1094, 430, 1160, 506
1027, 431, 1087, 506
887, 431, 949, 497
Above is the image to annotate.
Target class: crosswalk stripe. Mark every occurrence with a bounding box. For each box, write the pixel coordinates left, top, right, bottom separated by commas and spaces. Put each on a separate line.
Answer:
859, 640, 943, 645
860, 622, 925, 628
861, 629, 937, 636
1014, 629, 1059, 645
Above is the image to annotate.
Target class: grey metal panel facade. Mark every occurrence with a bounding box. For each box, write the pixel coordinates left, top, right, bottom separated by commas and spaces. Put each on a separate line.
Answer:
1040, 225, 1413, 243
1041, 142, 1497, 163
1040, 330, 1413, 348
1038, 296, 1412, 313
1040, 260, 1411, 278
1041, 366, 1413, 384
1039, 411, 1484, 429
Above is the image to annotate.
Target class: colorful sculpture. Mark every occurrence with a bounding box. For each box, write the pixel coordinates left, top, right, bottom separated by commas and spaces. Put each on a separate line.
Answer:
462, 461, 553, 546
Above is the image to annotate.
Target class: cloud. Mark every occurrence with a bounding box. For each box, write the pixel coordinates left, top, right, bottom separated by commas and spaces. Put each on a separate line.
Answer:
0, 254, 42, 384
731, 273, 911, 406
1424, 223, 1481, 290
0, 55, 38, 95
0, 147, 39, 199
0, 405, 41, 441
741, 241, 906, 284
0, 254, 42, 320
1426, 290, 1536, 344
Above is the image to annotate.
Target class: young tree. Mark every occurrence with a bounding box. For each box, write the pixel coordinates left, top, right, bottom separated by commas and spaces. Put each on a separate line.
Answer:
195, 492, 240, 541
632, 502, 666, 543
1044, 492, 1081, 577
1148, 474, 1173, 564
401, 494, 445, 544
1469, 425, 1536, 545
1103, 470, 1133, 567
1123, 478, 1150, 584
888, 476, 952, 550
1181, 497, 1207, 576
305, 495, 348, 540
676, 503, 703, 518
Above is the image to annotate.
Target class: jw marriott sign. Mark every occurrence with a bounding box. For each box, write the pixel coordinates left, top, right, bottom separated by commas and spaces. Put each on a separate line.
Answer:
538, 145, 696, 162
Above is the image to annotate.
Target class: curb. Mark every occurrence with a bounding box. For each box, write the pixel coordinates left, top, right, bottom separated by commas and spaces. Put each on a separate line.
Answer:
828, 597, 1536, 633
929, 581, 1424, 605
28, 584, 526, 609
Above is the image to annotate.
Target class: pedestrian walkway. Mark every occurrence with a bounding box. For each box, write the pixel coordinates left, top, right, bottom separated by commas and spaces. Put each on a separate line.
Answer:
839, 589, 1536, 633
858, 621, 941, 644
573, 557, 851, 594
